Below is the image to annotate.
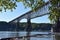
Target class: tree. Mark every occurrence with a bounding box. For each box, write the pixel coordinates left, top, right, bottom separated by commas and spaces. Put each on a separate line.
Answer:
0, 0, 44, 12
49, 0, 60, 23
0, 0, 18, 12
49, 0, 60, 40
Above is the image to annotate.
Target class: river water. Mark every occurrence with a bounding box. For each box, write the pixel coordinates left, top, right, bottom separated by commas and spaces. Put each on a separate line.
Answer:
0, 31, 54, 40
19, 31, 53, 40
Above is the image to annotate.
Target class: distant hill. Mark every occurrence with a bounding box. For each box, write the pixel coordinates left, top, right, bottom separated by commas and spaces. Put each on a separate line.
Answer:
0, 22, 52, 31
19, 22, 52, 31
0, 21, 16, 31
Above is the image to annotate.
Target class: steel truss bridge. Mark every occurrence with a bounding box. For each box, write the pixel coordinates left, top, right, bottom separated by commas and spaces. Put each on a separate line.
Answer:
9, 1, 50, 23
9, 1, 50, 31
0, 1, 53, 40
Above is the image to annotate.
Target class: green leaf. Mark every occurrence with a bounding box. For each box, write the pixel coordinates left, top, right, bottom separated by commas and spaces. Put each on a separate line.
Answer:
16, 0, 22, 2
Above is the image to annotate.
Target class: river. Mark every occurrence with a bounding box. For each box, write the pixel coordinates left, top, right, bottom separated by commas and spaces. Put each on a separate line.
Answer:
0, 31, 54, 40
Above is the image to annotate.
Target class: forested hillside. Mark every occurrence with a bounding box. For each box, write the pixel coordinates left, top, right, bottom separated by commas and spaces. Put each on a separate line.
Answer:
0, 22, 52, 31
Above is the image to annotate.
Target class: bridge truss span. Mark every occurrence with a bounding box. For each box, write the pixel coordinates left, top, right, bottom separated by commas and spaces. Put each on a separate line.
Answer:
9, 1, 50, 23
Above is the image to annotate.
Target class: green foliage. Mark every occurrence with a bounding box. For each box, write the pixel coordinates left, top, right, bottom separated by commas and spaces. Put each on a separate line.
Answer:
49, 0, 60, 23
0, 0, 44, 12
0, 0, 17, 12
21, 0, 45, 11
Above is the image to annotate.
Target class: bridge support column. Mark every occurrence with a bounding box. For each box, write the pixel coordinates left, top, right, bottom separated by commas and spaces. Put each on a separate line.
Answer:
26, 19, 32, 40
53, 18, 60, 40
17, 20, 20, 30
16, 19, 20, 38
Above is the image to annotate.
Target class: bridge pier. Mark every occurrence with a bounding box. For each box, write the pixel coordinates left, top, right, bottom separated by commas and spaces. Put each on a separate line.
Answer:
26, 19, 32, 40
17, 20, 20, 31
15, 20, 20, 38
26, 19, 32, 31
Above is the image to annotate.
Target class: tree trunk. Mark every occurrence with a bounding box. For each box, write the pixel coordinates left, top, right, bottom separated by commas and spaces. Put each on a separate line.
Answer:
54, 18, 60, 40
55, 35, 60, 40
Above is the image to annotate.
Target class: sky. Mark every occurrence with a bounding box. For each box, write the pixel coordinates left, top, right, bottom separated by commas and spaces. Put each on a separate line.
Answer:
0, 0, 50, 23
